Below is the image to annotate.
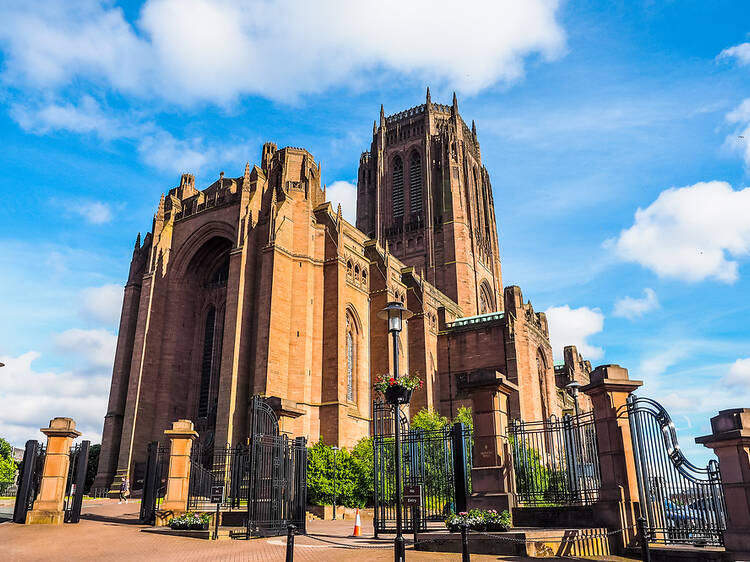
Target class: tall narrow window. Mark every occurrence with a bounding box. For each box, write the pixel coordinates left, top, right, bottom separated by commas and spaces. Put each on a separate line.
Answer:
409, 152, 422, 214
392, 157, 404, 217
198, 306, 216, 418
479, 281, 494, 314
346, 314, 355, 402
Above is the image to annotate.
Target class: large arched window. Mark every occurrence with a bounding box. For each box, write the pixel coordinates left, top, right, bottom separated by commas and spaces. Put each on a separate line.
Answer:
346, 312, 358, 402
479, 281, 495, 314
198, 306, 216, 418
409, 151, 422, 214
392, 156, 404, 218
536, 350, 550, 420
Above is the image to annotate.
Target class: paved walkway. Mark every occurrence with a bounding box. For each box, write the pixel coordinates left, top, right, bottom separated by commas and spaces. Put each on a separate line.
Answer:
0, 500, 630, 561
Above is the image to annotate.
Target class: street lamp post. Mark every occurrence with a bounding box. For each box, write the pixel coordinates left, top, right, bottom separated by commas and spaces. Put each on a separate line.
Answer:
332, 446, 338, 520
565, 380, 582, 419
565, 380, 583, 501
377, 301, 413, 562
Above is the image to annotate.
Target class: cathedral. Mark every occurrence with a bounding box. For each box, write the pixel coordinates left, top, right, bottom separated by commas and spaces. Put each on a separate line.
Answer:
93, 91, 591, 491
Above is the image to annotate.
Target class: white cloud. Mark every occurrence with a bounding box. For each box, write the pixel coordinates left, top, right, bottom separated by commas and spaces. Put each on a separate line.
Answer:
53, 328, 117, 370
544, 305, 604, 361
613, 288, 659, 320
80, 284, 123, 325
724, 358, 750, 388
608, 181, 750, 283
13, 97, 254, 174
0, 0, 565, 104
326, 181, 357, 224
718, 42, 750, 66
0, 351, 109, 446
62, 200, 113, 225
10, 95, 121, 138
725, 98, 750, 167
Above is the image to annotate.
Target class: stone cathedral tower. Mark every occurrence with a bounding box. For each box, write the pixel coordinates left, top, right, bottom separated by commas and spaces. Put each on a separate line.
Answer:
356, 89, 502, 317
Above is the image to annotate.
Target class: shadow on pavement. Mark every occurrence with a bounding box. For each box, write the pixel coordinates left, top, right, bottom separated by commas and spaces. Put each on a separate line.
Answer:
80, 513, 145, 526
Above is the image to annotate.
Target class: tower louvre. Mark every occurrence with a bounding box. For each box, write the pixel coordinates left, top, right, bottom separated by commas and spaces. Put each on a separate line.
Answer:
356, 90, 502, 317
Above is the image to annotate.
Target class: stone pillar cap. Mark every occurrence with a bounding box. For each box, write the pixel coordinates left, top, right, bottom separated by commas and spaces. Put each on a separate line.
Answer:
696, 408, 750, 444
40, 417, 81, 439
581, 364, 642, 393
164, 419, 199, 439
456, 370, 518, 395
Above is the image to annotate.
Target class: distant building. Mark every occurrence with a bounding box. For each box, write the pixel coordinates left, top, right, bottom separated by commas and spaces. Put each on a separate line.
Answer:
94, 93, 592, 491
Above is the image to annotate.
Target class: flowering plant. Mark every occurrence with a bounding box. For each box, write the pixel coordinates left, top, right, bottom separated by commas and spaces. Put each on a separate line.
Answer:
445, 508, 511, 532
373, 372, 423, 394
168, 511, 211, 530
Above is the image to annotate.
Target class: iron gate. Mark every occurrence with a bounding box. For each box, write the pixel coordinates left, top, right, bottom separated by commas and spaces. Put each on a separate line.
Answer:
140, 442, 170, 524
627, 395, 727, 546
372, 400, 472, 536
184, 395, 307, 537
63, 440, 90, 523
12, 440, 45, 523
508, 411, 601, 506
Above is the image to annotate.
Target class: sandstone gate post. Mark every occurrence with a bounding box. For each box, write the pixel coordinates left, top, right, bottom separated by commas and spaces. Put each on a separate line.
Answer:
458, 369, 518, 512
158, 419, 198, 524
25, 417, 81, 525
581, 364, 642, 553
696, 408, 750, 561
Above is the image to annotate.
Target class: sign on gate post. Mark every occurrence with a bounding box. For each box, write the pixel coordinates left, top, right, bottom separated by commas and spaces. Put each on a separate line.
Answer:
210, 485, 224, 540
404, 485, 422, 543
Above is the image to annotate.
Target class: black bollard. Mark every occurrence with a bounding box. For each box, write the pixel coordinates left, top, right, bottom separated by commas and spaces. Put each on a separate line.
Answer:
460, 523, 470, 562
286, 523, 296, 562
637, 516, 651, 562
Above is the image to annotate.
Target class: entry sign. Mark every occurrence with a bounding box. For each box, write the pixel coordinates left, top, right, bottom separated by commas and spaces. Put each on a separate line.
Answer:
404, 485, 421, 506
210, 485, 224, 504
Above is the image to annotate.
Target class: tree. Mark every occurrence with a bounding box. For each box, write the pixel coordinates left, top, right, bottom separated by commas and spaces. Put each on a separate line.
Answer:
0, 437, 18, 493
410, 406, 474, 431
85, 444, 101, 494
410, 408, 450, 432
306, 438, 374, 508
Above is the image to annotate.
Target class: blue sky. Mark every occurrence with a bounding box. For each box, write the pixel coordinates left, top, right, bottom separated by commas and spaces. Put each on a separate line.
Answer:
0, 0, 749, 464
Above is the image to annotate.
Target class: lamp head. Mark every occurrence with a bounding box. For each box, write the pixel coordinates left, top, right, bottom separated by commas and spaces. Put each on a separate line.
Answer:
565, 380, 581, 399
377, 301, 413, 333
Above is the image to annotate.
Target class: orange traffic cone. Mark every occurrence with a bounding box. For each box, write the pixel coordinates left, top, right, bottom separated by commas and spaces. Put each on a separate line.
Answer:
352, 508, 362, 537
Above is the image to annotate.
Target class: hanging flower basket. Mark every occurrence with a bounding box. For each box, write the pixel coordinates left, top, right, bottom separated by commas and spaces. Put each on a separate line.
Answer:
385, 385, 413, 405
374, 373, 422, 405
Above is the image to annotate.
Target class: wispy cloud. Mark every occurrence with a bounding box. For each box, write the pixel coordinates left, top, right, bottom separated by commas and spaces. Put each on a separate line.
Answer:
724, 357, 750, 388
80, 284, 123, 326
613, 288, 659, 320
12, 97, 255, 174
718, 42, 750, 66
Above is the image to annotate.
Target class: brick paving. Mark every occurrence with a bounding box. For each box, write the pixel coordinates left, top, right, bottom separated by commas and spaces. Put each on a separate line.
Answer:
0, 500, 626, 561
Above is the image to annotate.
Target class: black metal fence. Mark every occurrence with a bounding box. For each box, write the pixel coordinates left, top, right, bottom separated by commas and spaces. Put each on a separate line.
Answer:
63, 440, 90, 523
12, 440, 46, 523
140, 442, 170, 524
372, 400, 472, 535
508, 411, 601, 506
182, 396, 307, 537
627, 395, 727, 546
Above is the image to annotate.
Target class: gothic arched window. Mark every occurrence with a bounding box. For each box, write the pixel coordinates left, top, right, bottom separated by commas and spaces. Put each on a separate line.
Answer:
536, 350, 549, 420
409, 151, 423, 214
198, 306, 216, 418
346, 312, 358, 402
479, 281, 495, 314
392, 156, 404, 218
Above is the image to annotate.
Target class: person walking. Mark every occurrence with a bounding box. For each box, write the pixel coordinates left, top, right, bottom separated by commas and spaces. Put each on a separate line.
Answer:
118, 475, 130, 504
